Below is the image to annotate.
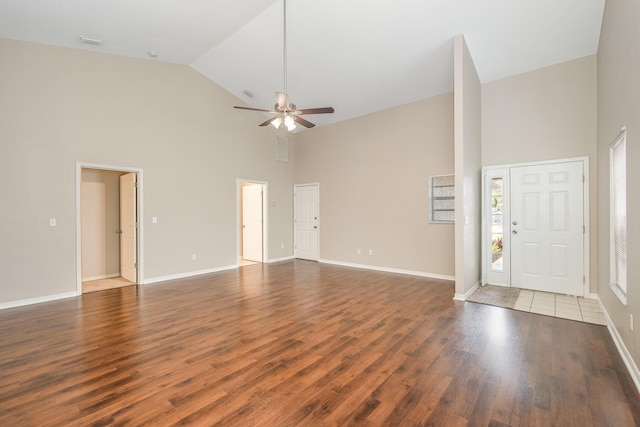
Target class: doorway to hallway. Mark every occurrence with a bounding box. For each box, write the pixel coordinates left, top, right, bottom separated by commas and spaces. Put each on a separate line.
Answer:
237, 180, 268, 265
76, 163, 143, 294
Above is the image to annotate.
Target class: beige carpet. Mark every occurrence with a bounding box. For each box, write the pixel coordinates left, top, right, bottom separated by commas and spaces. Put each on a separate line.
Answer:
466, 285, 521, 309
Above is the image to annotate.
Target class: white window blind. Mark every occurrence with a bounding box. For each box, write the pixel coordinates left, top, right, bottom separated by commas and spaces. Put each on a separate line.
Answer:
610, 129, 627, 295
430, 174, 455, 223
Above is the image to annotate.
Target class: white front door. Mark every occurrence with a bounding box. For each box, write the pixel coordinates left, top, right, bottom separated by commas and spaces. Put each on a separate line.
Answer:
119, 172, 137, 283
242, 184, 263, 262
510, 161, 584, 295
294, 184, 319, 261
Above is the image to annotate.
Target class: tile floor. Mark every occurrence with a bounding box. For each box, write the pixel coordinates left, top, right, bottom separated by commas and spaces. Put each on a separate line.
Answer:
513, 290, 607, 325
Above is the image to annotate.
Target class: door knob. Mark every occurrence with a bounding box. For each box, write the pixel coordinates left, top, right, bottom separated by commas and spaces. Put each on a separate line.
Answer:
314, 226, 317, 229
512, 230, 518, 234
512, 221, 518, 225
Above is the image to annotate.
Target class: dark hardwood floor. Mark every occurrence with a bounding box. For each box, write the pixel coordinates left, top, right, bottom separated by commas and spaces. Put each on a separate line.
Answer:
1, 260, 639, 426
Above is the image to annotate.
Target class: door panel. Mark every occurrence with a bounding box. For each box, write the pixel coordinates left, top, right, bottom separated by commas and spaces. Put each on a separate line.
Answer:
294, 184, 319, 261
242, 184, 263, 262
510, 161, 583, 295
119, 173, 137, 283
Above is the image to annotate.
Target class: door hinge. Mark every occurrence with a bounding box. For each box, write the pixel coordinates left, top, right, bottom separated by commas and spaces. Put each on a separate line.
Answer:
583, 225, 586, 234
134, 262, 138, 268
583, 276, 586, 284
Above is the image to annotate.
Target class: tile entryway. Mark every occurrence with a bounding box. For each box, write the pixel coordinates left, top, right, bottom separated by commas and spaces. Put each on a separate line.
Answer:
513, 289, 607, 325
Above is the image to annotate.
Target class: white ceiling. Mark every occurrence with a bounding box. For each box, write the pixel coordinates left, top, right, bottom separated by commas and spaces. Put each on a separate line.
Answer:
0, 0, 605, 128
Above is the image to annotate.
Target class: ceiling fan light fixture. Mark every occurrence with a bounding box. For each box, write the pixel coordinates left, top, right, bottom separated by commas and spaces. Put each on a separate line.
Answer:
271, 116, 282, 129
232, 0, 333, 130
284, 114, 296, 131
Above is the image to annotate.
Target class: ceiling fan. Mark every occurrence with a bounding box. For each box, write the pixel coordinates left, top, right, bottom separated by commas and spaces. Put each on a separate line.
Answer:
233, 0, 334, 131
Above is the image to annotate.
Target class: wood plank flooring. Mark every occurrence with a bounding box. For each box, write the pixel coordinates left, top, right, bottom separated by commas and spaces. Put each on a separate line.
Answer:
1, 260, 639, 426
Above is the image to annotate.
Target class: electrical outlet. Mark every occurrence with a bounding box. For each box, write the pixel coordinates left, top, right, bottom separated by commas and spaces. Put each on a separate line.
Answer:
281, 243, 284, 249
49, 218, 57, 227
357, 249, 361, 255
192, 253, 197, 261
368, 249, 373, 256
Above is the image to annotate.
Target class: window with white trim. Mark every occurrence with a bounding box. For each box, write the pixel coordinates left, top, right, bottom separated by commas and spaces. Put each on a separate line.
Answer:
430, 174, 455, 223
610, 128, 627, 299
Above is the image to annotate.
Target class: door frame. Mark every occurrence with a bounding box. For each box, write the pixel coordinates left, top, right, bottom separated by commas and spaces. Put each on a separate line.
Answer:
236, 179, 268, 264
481, 156, 590, 297
76, 162, 144, 294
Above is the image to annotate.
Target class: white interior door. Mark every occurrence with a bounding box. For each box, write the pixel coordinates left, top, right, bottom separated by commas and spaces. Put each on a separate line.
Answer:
294, 183, 319, 261
119, 172, 137, 282
242, 184, 263, 262
510, 161, 584, 295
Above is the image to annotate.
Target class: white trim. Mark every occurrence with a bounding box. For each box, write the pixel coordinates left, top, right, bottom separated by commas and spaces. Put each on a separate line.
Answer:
0, 292, 78, 310
236, 179, 269, 264
76, 162, 144, 295
319, 259, 455, 281
596, 295, 640, 394
453, 280, 481, 301
267, 256, 295, 263
143, 264, 237, 285
82, 273, 120, 282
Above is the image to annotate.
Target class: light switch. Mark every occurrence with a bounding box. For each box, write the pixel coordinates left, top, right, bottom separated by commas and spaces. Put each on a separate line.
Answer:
152, 217, 158, 224
49, 218, 57, 227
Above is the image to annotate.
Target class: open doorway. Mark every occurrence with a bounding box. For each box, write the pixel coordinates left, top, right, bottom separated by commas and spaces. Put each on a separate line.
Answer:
76, 163, 143, 294
237, 180, 267, 266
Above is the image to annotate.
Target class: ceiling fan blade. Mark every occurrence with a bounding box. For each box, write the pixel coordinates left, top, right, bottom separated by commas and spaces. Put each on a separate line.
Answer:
276, 92, 290, 109
297, 107, 335, 115
293, 115, 316, 128
259, 116, 280, 127
234, 106, 274, 113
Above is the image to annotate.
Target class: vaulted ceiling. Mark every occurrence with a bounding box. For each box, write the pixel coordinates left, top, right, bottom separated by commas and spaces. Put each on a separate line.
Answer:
0, 0, 605, 128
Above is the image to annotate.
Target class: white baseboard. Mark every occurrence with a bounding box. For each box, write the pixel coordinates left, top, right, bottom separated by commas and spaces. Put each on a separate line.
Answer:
595, 295, 640, 394
0, 291, 79, 310
143, 264, 238, 285
453, 280, 481, 301
82, 273, 120, 282
319, 259, 455, 282
267, 256, 295, 263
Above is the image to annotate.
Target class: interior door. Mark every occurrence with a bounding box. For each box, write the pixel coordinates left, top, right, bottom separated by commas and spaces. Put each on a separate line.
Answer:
242, 184, 263, 262
119, 172, 137, 282
510, 161, 583, 295
294, 184, 319, 261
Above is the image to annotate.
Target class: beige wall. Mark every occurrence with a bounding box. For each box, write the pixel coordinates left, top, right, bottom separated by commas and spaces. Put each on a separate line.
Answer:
453, 35, 482, 298
294, 94, 454, 277
482, 55, 598, 291
81, 169, 122, 280
597, 0, 640, 365
0, 38, 294, 304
